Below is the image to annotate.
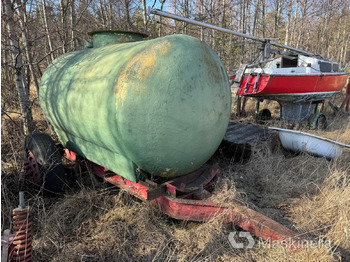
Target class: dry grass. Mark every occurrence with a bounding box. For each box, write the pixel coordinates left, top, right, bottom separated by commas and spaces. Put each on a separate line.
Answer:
246, 245, 338, 262
209, 175, 239, 205
225, 141, 333, 207
1, 89, 350, 261
32, 188, 242, 262
289, 168, 350, 251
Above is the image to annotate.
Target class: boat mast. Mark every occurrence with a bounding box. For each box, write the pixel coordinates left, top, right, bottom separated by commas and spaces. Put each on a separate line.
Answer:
150, 9, 315, 59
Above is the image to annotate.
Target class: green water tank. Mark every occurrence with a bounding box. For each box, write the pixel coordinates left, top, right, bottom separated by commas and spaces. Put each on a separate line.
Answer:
39, 31, 231, 182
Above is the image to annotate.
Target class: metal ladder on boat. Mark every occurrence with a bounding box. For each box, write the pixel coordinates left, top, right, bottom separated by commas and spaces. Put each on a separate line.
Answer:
244, 72, 261, 94
231, 64, 260, 115
231, 64, 247, 115
232, 64, 247, 89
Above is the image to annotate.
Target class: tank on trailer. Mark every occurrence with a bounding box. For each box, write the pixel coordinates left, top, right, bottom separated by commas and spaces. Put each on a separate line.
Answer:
39, 30, 231, 182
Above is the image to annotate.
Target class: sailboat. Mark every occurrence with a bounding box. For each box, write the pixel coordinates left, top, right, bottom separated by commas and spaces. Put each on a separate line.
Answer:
234, 54, 348, 101
151, 9, 349, 127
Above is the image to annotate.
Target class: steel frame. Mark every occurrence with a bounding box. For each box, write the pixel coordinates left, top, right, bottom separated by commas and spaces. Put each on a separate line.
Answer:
64, 148, 301, 244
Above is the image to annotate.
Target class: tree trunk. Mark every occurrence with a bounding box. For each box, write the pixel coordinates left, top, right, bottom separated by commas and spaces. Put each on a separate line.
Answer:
59, 0, 67, 53
99, 0, 107, 28
246, 0, 253, 61
183, 0, 189, 34
124, 0, 131, 30
70, 0, 77, 50
158, 0, 166, 37
4, 0, 34, 135
41, 0, 55, 62
209, 0, 213, 47
274, 0, 280, 38
142, 0, 147, 30
228, 16, 233, 72
342, 34, 349, 67
15, 0, 40, 95
290, 0, 298, 46
261, 0, 266, 38
296, 0, 307, 49
108, 0, 113, 30
172, 0, 177, 34
200, 0, 204, 41
284, 0, 292, 46
252, 0, 260, 37
241, 0, 246, 63
220, 0, 226, 58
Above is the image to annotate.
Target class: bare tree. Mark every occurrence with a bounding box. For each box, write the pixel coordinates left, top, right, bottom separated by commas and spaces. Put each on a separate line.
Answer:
99, 0, 107, 28
142, 0, 148, 30
3, 0, 34, 134
284, 0, 293, 46
200, 0, 204, 41
158, 0, 166, 37
123, 0, 132, 30
14, 0, 40, 95
273, 0, 284, 39
41, 0, 55, 62
59, 0, 67, 53
71, 0, 77, 50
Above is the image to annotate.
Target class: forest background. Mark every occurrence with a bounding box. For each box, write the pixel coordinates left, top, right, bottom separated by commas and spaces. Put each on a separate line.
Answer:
2, 0, 350, 134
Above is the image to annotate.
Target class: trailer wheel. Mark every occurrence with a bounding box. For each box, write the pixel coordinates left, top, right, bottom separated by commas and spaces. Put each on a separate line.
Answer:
24, 133, 64, 193
255, 109, 272, 121
316, 114, 327, 130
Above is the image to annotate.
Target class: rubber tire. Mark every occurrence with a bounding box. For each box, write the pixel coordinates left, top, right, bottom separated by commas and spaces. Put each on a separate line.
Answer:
24, 133, 64, 193
255, 109, 272, 121
316, 114, 327, 130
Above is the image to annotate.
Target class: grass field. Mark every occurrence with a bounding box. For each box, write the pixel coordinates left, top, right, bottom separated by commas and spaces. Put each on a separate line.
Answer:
1, 90, 349, 261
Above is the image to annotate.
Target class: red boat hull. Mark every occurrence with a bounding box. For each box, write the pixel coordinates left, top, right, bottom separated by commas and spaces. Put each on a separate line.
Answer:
235, 74, 348, 99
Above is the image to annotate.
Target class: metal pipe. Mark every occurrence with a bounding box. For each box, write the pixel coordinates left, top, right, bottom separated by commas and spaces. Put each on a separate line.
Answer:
150, 9, 266, 42
19, 191, 24, 208
269, 41, 315, 56
150, 9, 315, 57
248, 58, 275, 68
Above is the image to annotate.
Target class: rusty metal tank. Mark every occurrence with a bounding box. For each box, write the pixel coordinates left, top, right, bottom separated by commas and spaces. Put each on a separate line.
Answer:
39, 30, 231, 182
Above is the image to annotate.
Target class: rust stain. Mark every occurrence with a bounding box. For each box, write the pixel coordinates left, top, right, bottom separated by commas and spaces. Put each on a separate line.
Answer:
115, 40, 171, 114
160, 168, 179, 177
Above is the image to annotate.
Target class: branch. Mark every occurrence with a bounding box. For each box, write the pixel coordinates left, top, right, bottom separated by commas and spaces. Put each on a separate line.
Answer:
1, 110, 24, 136
32, 42, 72, 65
75, 0, 94, 26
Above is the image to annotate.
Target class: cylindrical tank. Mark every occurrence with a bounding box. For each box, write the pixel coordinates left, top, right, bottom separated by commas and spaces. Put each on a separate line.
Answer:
39, 31, 231, 182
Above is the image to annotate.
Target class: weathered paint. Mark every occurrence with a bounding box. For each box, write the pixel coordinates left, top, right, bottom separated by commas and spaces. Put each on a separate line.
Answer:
39, 32, 231, 182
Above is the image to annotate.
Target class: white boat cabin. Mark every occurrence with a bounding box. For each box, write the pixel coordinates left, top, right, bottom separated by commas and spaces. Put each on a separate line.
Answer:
247, 55, 342, 76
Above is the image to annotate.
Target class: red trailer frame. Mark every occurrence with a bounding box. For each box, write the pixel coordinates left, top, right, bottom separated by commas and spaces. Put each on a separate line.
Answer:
64, 149, 302, 245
